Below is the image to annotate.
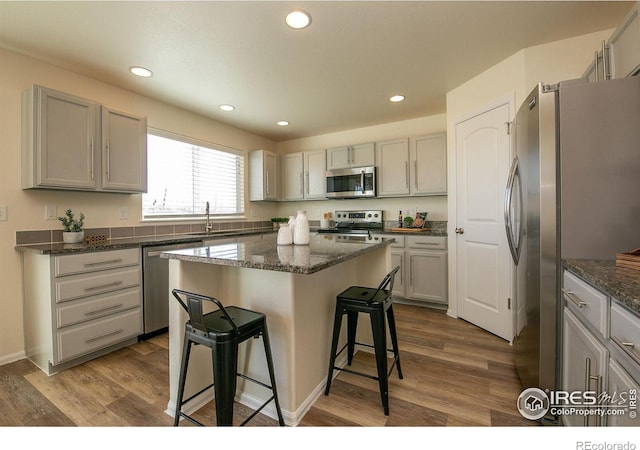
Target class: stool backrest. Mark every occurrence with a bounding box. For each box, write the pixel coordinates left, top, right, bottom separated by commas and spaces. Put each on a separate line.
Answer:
172, 289, 239, 333
373, 265, 400, 300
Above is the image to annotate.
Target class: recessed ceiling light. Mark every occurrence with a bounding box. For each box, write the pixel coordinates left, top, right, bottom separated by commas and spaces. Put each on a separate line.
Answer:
285, 10, 311, 29
219, 104, 235, 112
277, 121, 289, 126
389, 95, 405, 103
129, 66, 153, 78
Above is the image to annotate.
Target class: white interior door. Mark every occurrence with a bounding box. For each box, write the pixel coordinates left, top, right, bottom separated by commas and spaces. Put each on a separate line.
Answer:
455, 102, 513, 342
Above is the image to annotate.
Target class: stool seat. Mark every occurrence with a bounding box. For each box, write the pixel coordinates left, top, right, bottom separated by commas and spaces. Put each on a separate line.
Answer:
172, 289, 285, 427
324, 266, 403, 416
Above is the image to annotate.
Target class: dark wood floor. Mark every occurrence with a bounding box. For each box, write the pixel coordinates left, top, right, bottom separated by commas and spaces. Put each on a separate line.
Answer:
0, 304, 535, 427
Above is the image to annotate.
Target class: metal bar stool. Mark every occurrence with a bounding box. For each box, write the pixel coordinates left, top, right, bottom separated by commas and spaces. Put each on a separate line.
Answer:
172, 289, 285, 427
324, 266, 403, 416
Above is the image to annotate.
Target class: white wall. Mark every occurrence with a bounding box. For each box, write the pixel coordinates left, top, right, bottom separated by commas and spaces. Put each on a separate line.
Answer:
276, 114, 448, 224
0, 47, 279, 364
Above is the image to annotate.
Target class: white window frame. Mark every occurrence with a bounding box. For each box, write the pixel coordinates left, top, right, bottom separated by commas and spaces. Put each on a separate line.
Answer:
142, 128, 245, 220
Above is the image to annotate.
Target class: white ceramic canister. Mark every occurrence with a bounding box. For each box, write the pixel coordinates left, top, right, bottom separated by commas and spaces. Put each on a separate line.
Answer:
293, 210, 310, 245
277, 223, 293, 245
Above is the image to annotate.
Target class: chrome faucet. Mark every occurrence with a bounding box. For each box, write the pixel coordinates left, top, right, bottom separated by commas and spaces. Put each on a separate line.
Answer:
205, 201, 213, 234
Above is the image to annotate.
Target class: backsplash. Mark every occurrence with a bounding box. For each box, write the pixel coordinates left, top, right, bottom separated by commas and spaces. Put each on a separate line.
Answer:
15, 220, 273, 245
16, 219, 448, 245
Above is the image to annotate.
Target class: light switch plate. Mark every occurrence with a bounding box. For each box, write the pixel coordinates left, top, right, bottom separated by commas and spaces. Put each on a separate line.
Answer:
45, 205, 57, 220
119, 207, 128, 220
0, 205, 7, 221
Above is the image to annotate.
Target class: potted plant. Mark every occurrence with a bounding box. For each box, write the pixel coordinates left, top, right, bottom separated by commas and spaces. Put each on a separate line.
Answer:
403, 216, 414, 228
270, 217, 289, 230
58, 209, 85, 243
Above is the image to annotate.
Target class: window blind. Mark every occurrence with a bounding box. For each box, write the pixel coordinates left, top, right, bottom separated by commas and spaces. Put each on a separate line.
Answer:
143, 131, 245, 219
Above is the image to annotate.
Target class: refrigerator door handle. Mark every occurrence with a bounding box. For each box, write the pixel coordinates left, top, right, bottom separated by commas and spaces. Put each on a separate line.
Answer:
504, 156, 523, 265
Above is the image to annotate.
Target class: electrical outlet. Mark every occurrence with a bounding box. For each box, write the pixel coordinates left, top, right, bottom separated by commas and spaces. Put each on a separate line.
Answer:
45, 205, 57, 220
118, 207, 128, 220
0, 205, 6, 221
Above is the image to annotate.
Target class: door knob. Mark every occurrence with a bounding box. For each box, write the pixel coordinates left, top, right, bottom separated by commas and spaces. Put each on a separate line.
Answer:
455, 227, 464, 235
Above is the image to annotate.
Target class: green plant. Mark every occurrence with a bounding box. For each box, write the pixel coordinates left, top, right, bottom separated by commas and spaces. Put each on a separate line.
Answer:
403, 216, 414, 227
58, 209, 85, 232
270, 217, 289, 223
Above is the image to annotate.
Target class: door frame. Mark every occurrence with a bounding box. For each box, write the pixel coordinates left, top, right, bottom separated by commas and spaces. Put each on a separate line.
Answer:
446, 95, 516, 338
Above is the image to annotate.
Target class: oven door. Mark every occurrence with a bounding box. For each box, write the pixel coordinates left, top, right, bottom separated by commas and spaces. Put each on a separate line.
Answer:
325, 167, 376, 198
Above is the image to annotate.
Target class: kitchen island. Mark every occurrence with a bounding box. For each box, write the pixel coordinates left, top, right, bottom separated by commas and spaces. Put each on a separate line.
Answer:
161, 232, 393, 426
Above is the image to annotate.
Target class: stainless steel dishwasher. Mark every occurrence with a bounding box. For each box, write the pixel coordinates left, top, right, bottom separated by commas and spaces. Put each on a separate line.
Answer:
141, 239, 202, 338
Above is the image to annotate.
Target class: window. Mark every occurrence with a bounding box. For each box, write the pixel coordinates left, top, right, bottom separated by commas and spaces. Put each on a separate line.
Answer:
143, 130, 245, 219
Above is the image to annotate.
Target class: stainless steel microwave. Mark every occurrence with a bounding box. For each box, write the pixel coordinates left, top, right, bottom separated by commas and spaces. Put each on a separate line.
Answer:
325, 166, 376, 199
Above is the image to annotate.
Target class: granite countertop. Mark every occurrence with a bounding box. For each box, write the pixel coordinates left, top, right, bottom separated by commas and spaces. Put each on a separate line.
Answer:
161, 232, 393, 275
563, 259, 640, 315
14, 229, 270, 255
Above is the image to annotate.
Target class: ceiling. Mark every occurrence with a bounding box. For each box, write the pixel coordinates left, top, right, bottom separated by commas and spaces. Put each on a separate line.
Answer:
0, 1, 633, 142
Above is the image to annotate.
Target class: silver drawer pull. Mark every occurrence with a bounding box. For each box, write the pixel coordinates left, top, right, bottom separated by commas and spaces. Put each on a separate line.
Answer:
562, 288, 587, 308
611, 336, 640, 365
84, 281, 123, 292
415, 242, 439, 246
84, 303, 124, 316
84, 258, 124, 267
85, 329, 123, 343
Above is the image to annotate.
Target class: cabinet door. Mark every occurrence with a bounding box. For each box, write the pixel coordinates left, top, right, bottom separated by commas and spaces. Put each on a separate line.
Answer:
33, 86, 98, 189
304, 150, 327, 200
390, 250, 405, 298
350, 142, 375, 167
282, 153, 304, 201
609, 4, 640, 78
607, 359, 640, 426
410, 133, 447, 195
406, 250, 447, 304
101, 106, 147, 192
562, 308, 609, 426
265, 151, 279, 200
326, 146, 351, 170
375, 138, 410, 197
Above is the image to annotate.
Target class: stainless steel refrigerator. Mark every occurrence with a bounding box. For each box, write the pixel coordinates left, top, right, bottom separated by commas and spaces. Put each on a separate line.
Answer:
507, 76, 640, 400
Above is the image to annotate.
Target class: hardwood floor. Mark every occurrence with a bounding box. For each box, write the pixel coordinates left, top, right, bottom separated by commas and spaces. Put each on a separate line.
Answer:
0, 304, 535, 427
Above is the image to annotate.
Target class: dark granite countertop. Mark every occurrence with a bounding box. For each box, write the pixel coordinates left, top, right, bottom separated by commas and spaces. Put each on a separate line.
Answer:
563, 259, 640, 315
161, 232, 393, 275
14, 229, 270, 255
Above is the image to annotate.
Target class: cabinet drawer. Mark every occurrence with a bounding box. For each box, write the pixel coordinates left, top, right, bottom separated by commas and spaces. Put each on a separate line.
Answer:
562, 271, 609, 337
55, 266, 141, 303
56, 286, 141, 329
54, 248, 140, 277
611, 301, 640, 369
407, 235, 446, 250
380, 234, 405, 248
56, 308, 141, 364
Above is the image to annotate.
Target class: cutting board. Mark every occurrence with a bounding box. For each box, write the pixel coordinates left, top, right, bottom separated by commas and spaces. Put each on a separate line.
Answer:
389, 227, 431, 232
616, 248, 640, 271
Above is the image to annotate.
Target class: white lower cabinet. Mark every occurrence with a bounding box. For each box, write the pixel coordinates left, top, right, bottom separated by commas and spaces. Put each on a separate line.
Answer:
382, 234, 447, 306
22, 248, 142, 375
562, 307, 609, 426
562, 268, 640, 427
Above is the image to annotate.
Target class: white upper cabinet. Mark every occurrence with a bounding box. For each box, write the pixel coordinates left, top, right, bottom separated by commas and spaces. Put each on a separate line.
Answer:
22, 86, 99, 190
282, 153, 304, 201
281, 150, 327, 201
376, 133, 447, 198
249, 149, 279, 201
101, 106, 147, 193
375, 138, 410, 197
22, 85, 147, 193
609, 3, 640, 78
326, 142, 375, 170
304, 149, 327, 200
410, 133, 447, 195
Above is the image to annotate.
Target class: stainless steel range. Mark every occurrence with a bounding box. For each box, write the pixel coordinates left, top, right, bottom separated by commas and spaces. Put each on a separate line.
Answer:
317, 209, 383, 236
